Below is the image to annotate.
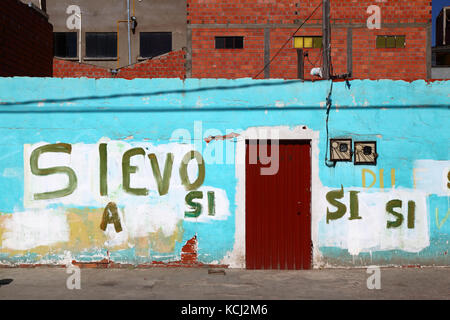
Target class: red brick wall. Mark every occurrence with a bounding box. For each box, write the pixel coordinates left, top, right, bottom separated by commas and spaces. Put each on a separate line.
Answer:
352, 27, 428, 80
192, 29, 264, 79
53, 59, 111, 78
269, 28, 325, 80
50, 0, 431, 80
329, 0, 430, 24
119, 50, 186, 80
187, 0, 320, 25
0, 0, 53, 77
53, 50, 186, 79
187, 0, 431, 24
189, 0, 431, 80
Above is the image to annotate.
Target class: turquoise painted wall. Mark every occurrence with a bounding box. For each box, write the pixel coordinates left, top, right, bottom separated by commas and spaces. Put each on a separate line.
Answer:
0, 78, 448, 267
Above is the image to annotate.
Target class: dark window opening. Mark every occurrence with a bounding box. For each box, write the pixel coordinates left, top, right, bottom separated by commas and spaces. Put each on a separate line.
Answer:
85, 32, 117, 58
54, 32, 77, 58
376, 35, 406, 48
433, 51, 450, 66
140, 32, 172, 58
215, 36, 244, 49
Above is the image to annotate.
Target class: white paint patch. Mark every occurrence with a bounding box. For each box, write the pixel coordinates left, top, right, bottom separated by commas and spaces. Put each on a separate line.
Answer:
2, 208, 69, 250
317, 188, 429, 255
414, 160, 449, 196
21, 140, 231, 250
124, 202, 180, 239
24, 140, 229, 214
224, 125, 437, 268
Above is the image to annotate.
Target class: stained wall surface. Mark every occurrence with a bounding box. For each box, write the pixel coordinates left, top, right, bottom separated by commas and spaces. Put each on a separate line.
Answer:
0, 78, 448, 268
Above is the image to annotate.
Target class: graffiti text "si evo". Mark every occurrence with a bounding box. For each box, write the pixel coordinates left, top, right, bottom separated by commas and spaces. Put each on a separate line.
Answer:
30, 143, 206, 199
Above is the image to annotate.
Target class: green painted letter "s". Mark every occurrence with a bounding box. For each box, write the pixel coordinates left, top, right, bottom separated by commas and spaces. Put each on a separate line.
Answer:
30, 143, 77, 200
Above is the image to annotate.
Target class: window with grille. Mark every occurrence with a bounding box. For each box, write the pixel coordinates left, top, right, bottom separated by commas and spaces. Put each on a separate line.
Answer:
54, 32, 77, 58
85, 32, 117, 58
294, 36, 322, 49
215, 36, 244, 49
376, 35, 406, 48
140, 32, 172, 58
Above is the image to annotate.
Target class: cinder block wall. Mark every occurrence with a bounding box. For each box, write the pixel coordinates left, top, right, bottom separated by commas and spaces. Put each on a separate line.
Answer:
0, 0, 53, 77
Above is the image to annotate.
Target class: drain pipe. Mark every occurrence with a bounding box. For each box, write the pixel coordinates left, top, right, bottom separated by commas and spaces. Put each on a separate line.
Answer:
116, 19, 128, 69
127, 0, 132, 65
76, 11, 82, 63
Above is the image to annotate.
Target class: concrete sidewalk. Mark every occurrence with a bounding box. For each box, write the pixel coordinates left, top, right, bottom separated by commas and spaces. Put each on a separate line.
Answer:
0, 266, 448, 300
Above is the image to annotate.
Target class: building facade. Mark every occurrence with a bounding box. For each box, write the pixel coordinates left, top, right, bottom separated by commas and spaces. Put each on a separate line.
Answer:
1, 2, 448, 270
23, 0, 187, 73
435, 6, 449, 47
187, 0, 432, 80
17, 0, 433, 80
432, 6, 450, 79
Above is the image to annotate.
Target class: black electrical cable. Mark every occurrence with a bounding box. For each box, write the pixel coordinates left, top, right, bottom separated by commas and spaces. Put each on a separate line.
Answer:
324, 79, 336, 168
253, 1, 323, 79
305, 47, 323, 68
324, 54, 351, 167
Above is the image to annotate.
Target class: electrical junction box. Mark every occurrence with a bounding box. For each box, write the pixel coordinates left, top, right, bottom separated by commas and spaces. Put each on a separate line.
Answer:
329, 139, 352, 162
354, 141, 378, 165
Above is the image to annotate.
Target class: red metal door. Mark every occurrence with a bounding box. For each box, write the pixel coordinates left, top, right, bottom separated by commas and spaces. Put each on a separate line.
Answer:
245, 140, 311, 270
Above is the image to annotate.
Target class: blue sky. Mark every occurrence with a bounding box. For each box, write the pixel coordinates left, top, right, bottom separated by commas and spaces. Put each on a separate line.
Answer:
432, 0, 450, 46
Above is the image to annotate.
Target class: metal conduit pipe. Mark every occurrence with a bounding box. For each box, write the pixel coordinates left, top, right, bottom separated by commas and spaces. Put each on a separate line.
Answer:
116, 0, 136, 69
127, 0, 132, 65
116, 20, 128, 69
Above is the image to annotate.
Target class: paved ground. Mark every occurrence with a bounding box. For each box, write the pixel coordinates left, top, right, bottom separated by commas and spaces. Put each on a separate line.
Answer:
0, 266, 448, 300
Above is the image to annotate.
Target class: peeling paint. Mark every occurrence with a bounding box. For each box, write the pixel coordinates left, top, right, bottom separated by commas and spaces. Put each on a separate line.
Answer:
0, 78, 448, 268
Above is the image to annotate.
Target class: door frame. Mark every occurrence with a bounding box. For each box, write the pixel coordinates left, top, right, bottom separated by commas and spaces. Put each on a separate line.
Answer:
225, 125, 320, 269
245, 138, 312, 269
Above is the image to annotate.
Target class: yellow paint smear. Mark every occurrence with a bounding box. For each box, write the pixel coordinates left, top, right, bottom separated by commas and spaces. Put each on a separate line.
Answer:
0, 207, 184, 259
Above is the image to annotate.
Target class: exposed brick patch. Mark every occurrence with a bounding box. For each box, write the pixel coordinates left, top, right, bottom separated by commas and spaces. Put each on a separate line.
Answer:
0, 0, 53, 77
53, 50, 186, 79
402, 265, 423, 269
1, 234, 228, 269
181, 235, 198, 264
72, 258, 110, 269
